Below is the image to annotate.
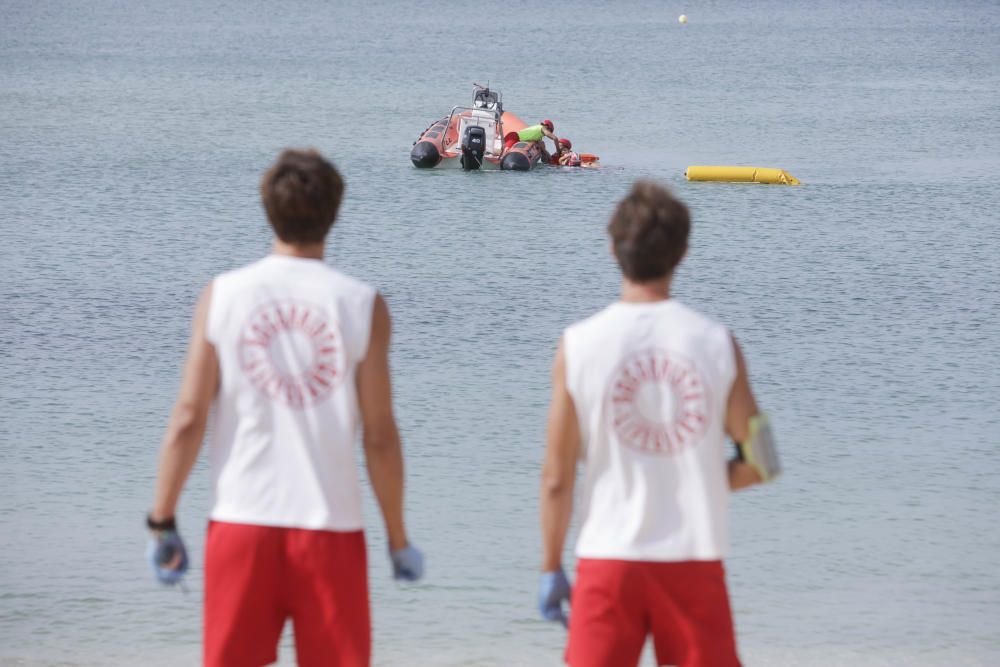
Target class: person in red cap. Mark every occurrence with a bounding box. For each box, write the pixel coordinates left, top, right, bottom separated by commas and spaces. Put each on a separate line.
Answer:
549, 138, 582, 167
504, 119, 559, 153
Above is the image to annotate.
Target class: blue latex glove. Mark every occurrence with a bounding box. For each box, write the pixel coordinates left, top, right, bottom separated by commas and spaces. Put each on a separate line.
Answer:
538, 569, 571, 627
389, 544, 424, 581
147, 530, 189, 585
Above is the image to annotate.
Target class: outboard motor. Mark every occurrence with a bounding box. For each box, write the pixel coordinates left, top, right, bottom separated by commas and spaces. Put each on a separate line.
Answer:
460, 125, 486, 171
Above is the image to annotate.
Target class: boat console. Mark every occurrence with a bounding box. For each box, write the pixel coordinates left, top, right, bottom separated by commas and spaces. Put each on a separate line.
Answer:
448, 85, 504, 170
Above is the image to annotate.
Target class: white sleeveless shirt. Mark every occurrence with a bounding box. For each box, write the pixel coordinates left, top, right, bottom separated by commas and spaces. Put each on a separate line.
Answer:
206, 255, 376, 531
564, 300, 736, 561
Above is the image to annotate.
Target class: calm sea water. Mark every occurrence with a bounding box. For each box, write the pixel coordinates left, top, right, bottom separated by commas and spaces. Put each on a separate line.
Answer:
2, 0, 999, 665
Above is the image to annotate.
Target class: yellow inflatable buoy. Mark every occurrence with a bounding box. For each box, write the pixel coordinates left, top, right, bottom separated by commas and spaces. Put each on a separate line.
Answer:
685, 165, 800, 185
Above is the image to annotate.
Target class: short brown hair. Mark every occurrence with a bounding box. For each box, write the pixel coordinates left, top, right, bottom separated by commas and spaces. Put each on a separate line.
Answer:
260, 149, 345, 244
607, 181, 690, 282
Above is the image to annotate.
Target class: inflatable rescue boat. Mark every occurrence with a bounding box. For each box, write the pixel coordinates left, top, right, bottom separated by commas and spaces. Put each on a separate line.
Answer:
410, 86, 542, 171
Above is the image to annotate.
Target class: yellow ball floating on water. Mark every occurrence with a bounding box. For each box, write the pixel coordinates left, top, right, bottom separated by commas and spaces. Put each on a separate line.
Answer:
678, 14, 688, 24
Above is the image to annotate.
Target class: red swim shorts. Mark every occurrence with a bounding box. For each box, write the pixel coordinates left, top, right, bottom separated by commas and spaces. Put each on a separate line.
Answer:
204, 521, 370, 667
566, 559, 740, 667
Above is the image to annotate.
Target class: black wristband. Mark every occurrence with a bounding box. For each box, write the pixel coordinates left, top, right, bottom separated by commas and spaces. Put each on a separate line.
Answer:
146, 514, 177, 531
733, 441, 746, 462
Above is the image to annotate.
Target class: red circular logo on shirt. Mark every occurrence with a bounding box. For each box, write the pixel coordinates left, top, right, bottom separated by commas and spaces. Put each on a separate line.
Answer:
608, 349, 709, 455
238, 301, 345, 408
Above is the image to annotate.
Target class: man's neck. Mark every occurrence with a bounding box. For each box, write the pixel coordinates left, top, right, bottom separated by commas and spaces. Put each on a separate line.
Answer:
272, 239, 325, 260
620, 275, 672, 303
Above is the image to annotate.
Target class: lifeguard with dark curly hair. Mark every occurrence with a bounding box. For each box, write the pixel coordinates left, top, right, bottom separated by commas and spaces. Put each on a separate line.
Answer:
538, 181, 781, 667
146, 149, 424, 667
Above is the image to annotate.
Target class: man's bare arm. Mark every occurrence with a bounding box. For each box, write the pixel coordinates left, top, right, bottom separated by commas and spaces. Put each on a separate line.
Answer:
151, 284, 219, 521
725, 337, 764, 490
542, 127, 560, 153
540, 338, 581, 572
357, 293, 409, 551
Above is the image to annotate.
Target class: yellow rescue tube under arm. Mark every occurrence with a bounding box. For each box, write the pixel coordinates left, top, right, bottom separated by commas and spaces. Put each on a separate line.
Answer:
686, 165, 800, 185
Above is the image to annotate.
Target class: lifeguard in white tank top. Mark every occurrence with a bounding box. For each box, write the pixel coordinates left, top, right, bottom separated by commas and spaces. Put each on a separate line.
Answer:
564, 299, 736, 561
147, 150, 423, 667
539, 181, 777, 667
207, 254, 376, 531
